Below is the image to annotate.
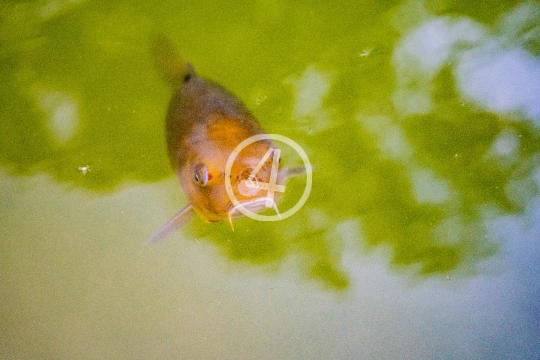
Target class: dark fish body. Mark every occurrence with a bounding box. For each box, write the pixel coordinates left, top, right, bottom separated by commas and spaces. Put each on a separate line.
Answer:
147, 36, 284, 243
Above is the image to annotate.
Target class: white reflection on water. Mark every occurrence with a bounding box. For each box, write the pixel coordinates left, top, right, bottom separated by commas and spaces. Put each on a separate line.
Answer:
457, 46, 540, 123
37, 90, 79, 144
410, 168, 450, 204
359, 114, 413, 161
2, 168, 539, 359
285, 65, 335, 134
484, 195, 540, 350
393, 3, 540, 126
388, 4, 540, 357
489, 128, 520, 161
392, 17, 486, 116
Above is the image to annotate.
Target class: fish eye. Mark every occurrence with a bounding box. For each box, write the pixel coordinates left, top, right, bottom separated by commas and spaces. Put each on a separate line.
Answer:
193, 163, 208, 187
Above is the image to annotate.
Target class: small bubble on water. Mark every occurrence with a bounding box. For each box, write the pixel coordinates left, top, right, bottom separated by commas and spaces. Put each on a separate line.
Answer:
78, 165, 90, 175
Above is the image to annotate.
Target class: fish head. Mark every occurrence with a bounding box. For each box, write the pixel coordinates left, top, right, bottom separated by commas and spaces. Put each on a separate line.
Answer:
178, 117, 284, 222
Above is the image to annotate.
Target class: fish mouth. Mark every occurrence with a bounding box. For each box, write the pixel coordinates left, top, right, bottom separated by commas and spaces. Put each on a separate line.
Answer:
227, 196, 281, 230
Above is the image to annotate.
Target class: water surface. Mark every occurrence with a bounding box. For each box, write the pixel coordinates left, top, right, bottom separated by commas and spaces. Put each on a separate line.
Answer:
1, 0, 539, 358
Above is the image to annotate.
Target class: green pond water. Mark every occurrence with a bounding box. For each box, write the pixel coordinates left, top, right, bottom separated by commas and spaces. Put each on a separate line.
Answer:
1, 0, 540, 359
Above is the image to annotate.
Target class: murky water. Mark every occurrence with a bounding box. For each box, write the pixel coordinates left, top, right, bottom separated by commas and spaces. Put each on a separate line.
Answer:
1, 0, 539, 359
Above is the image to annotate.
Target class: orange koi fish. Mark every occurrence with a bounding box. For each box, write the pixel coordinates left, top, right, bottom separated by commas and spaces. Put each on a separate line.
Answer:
147, 36, 294, 243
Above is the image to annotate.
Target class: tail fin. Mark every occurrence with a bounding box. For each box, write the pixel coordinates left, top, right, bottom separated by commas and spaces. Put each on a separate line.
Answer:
152, 34, 193, 89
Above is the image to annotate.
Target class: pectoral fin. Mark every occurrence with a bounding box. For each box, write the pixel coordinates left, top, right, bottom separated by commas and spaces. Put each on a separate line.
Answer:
282, 166, 307, 178
145, 204, 194, 245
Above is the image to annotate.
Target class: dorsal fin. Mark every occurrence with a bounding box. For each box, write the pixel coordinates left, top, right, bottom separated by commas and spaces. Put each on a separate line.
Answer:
152, 34, 194, 89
